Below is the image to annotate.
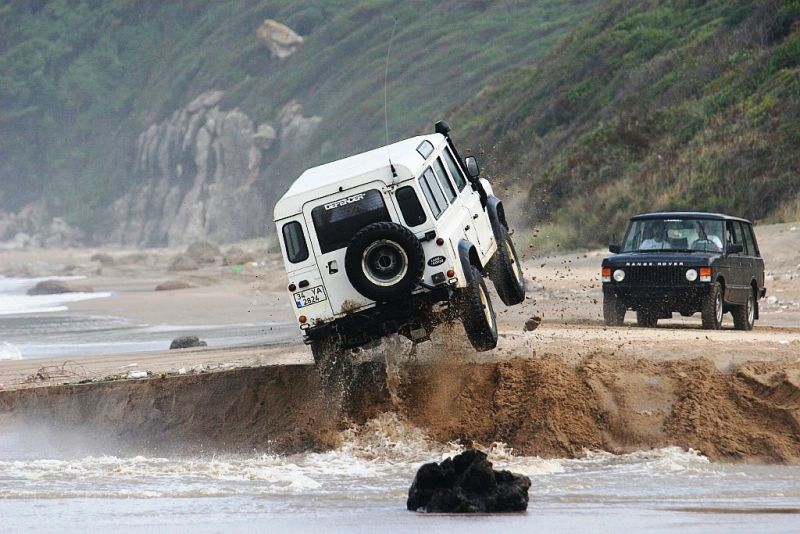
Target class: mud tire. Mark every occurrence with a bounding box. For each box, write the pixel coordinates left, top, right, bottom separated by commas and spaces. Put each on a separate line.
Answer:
701, 281, 724, 330
636, 310, 658, 328
345, 222, 425, 302
732, 287, 755, 331
603, 294, 626, 326
458, 265, 498, 352
487, 226, 526, 306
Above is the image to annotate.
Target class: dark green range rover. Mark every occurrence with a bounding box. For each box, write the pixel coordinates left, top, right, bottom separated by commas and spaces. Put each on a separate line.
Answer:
602, 212, 766, 330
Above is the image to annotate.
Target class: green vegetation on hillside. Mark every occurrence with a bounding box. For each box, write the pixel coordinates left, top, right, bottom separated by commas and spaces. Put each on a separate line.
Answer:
0, 0, 597, 233
458, 0, 800, 250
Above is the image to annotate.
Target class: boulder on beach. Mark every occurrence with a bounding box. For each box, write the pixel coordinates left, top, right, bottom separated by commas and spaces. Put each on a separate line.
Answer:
185, 240, 220, 264
169, 254, 199, 272
155, 280, 196, 291
90, 252, 115, 266
169, 336, 208, 350
27, 279, 94, 296
407, 450, 531, 513
222, 246, 256, 266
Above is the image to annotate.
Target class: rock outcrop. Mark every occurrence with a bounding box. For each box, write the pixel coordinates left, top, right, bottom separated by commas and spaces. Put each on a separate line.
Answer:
105, 91, 321, 247
0, 201, 85, 250
407, 450, 531, 513
256, 19, 304, 59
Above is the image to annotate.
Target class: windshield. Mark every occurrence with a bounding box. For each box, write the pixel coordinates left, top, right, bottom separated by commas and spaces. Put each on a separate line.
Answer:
621, 218, 724, 253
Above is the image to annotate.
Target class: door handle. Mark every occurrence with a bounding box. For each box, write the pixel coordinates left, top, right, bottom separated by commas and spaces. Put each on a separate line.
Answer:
473, 214, 479, 219
464, 225, 471, 231
327, 260, 338, 274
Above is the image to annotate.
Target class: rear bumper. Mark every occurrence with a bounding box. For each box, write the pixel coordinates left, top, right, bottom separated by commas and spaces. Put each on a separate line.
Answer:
303, 284, 454, 349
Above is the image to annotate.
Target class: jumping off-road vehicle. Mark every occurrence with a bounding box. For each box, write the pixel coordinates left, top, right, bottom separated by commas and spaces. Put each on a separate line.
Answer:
602, 212, 766, 330
273, 121, 525, 366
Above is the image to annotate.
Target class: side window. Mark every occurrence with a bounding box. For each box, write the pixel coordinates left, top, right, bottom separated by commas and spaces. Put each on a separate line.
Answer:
282, 221, 309, 263
733, 222, 746, 254
433, 157, 456, 202
746, 225, 760, 257
739, 222, 754, 256
725, 221, 736, 248
442, 147, 467, 191
396, 186, 427, 227
419, 168, 448, 219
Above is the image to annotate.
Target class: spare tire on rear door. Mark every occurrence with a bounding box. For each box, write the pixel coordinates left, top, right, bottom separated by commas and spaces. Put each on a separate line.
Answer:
345, 221, 425, 302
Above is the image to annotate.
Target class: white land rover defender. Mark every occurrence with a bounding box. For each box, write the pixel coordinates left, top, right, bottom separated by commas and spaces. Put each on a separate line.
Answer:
273, 121, 525, 366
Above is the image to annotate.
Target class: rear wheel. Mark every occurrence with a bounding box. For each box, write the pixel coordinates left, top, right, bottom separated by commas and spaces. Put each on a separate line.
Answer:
701, 281, 723, 330
636, 310, 658, 328
488, 227, 525, 306
732, 287, 755, 331
603, 294, 626, 326
458, 265, 498, 352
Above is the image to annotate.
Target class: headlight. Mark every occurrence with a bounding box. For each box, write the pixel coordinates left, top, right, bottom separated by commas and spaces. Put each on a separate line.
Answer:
613, 269, 625, 282
685, 268, 698, 282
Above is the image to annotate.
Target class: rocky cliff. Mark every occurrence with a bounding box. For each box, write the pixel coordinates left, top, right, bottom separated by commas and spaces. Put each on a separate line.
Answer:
106, 92, 320, 247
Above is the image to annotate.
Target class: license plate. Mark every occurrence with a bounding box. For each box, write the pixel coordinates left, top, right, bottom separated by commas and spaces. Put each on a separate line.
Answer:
294, 285, 327, 308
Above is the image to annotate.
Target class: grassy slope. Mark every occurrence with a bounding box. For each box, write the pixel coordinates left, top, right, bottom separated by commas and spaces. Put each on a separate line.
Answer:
456, 0, 800, 250
0, 0, 597, 231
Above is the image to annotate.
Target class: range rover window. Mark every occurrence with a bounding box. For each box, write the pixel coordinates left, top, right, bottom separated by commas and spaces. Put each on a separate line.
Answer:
311, 189, 390, 254
442, 147, 467, 191
419, 167, 448, 219
396, 186, 427, 227
282, 221, 309, 263
433, 157, 457, 202
621, 218, 724, 253
731, 221, 747, 254
745, 224, 759, 256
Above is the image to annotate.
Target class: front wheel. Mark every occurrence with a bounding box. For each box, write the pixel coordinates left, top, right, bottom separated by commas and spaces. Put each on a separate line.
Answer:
732, 287, 755, 331
701, 281, 724, 330
488, 227, 526, 306
458, 265, 498, 352
603, 294, 626, 326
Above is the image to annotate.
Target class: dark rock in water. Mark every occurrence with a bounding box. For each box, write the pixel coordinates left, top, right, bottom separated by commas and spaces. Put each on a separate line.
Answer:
407, 449, 531, 513
27, 279, 94, 296
169, 336, 208, 350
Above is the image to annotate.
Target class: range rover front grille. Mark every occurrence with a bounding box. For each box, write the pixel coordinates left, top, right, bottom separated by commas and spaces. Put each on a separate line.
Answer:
623, 266, 687, 285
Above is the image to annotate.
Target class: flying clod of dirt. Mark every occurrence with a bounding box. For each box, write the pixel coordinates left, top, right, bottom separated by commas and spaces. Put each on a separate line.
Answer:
523, 316, 542, 332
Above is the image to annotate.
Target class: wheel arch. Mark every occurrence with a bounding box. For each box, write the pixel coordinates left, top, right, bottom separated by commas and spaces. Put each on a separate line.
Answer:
457, 238, 482, 283
486, 195, 508, 242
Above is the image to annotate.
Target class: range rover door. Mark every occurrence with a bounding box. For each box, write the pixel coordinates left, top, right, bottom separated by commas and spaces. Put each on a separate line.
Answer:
303, 185, 399, 315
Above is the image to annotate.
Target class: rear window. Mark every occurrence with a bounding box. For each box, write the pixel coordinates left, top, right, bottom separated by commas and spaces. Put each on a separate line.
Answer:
396, 186, 427, 227
282, 221, 309, 263
311, 189, 390, 254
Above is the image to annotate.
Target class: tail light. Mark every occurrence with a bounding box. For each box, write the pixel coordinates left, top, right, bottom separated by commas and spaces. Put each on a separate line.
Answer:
602, 267, 611, 283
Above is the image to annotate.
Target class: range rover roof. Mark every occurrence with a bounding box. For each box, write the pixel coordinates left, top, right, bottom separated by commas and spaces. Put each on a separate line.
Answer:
274, 134, 444, 220
631, 211, 752, 224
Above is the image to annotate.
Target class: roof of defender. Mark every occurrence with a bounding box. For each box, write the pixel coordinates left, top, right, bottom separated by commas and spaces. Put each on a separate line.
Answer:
273, 134, 444, 220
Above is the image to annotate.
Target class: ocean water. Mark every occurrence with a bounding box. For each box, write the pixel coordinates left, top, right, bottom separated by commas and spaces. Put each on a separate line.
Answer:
0, 277, 295, 359
0, 414, 798, 533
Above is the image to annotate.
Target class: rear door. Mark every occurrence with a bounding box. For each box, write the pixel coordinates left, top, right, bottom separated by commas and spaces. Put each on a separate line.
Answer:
303, 185, 399, 315
724, 220, 747, 304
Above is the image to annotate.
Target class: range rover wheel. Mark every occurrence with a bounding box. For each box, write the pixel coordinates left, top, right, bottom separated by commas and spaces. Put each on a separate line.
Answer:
459, 265, 498, 352
488, 227, 526, 306
732, 287, 755, 331
603, 294, 626, 326
636, 310, 658, 328
345, 222, 425, 302
701, 281, 723, 330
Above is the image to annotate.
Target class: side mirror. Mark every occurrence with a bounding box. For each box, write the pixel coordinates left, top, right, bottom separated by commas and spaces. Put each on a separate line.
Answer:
464, 156, 480, 179
727, 243, 743, 254
609, 244, 621, 254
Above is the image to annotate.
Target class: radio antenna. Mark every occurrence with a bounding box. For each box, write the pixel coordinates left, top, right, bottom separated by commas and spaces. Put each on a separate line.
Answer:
384, 17, 398, 179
